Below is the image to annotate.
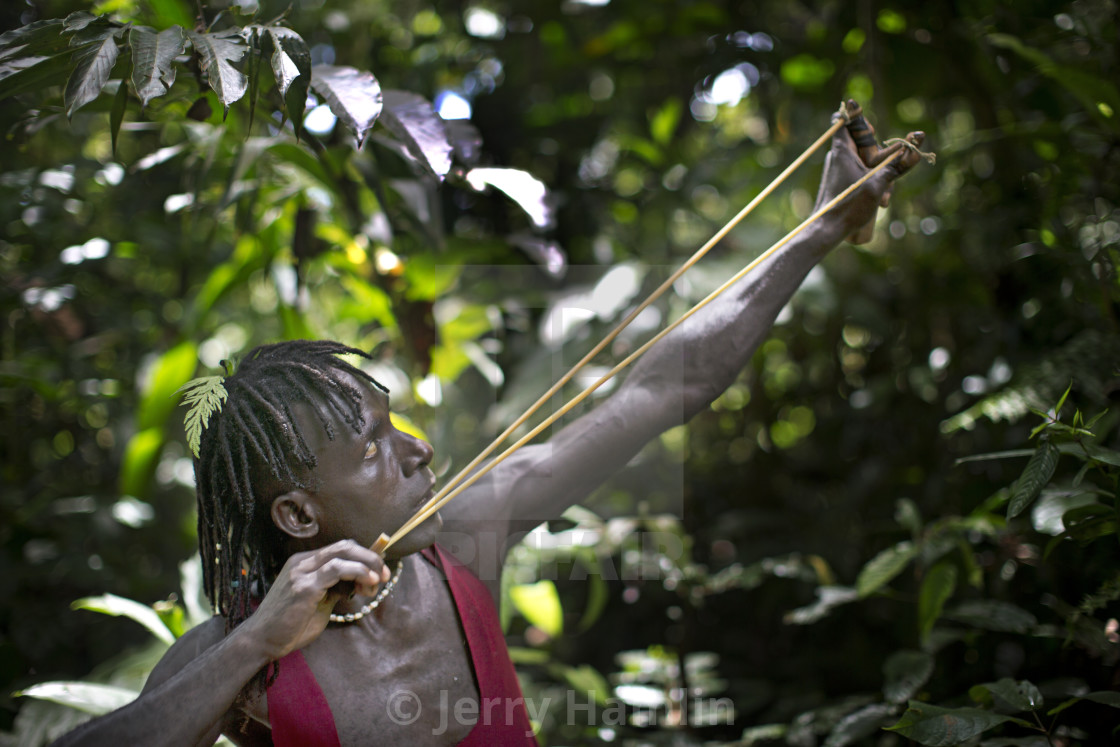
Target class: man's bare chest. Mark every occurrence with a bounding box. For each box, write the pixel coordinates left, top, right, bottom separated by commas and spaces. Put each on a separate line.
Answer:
299, 560, 480, 745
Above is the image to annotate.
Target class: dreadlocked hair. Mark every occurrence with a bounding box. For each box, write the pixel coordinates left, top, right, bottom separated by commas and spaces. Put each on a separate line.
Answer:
193, 339, 388, 691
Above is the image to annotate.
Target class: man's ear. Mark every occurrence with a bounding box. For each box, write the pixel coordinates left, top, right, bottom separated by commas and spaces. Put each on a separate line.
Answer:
271, 490, 321, 539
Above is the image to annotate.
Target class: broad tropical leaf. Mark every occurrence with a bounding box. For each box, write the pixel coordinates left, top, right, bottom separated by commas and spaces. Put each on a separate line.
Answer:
509, 579, 563, 637
918, 562, 957, 644
886, 702, 1030, 746
129, 25, 186, 107
16, 682, 138, 716
1008, 439, 1059, 518
465, 167, 555, 228
969, 678, 1043, 712
186, 28, 248, 113
943, 600, 1037, 633
0, 19, 70, 99
311, 64, 382, 146
856, 541, 918, 597
177, 375, 229, 458
883, 650, 934, 704
379, 89, 453, 179
64, 24, 122, 118
72, 593, 175, 645
823, 703, 898, 747
0, 18, 66, 61
268, 27, 311, 139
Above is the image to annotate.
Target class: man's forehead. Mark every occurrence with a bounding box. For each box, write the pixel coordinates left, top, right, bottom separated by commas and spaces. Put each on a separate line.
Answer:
288, 371, 388, 448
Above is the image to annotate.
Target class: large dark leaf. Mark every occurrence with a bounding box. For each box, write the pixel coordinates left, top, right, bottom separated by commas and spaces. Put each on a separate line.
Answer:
0, 51, 73, 101
0, 18, 66, 62
1008, 439, 1059, 518
918, 562, 957, 644
186, 28, 248, 113
856, 541, 917, 597
886, 702, 1029, 746
379, 89, 452, 180
823, 703, 898, 747
310, 64, 382, 146
267, 26, 310, 140
969, 678, 1043, 713
465, 167, 554, 228
883, 650, 934, 704
129, 25, 186, 108
64, 24, 122, 118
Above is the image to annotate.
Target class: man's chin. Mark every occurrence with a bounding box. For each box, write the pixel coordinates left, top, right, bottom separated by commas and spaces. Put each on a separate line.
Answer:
385, 512, 442, 558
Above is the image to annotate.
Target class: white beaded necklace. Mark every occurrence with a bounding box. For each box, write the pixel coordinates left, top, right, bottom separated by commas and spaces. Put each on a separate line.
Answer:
329, 558, 405, 624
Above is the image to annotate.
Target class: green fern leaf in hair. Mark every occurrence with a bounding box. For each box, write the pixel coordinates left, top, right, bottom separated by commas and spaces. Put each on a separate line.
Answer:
177, 375, 228, 458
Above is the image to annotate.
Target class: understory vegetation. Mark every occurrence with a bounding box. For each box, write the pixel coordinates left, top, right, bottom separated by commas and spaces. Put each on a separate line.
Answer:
2, 0, 1118, 744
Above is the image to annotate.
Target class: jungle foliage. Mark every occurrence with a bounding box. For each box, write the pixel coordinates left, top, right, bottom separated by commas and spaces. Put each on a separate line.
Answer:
2, 0, 1119, 744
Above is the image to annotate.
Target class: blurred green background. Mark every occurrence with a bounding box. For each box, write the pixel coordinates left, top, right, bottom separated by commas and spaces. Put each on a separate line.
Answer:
2, 0, 1118, 744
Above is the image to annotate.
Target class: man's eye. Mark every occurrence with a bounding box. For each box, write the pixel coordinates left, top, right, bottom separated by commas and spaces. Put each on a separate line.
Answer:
364, 441, 378, 459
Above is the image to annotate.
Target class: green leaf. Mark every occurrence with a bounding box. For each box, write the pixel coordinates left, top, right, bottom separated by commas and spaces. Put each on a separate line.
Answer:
784, 585, 859, 625
138, 340, 199, 431
509, 579, 563, 637
119, 427, 164, 498
649, 96, 682, 146
823, 703, 898, 747
0, 18, 66, 60
177, 375, 229, 458
969, 678, 1043, 712
885, 701, 1029, 745
16, 682, 138, 716
943, 600, 1037, 634
109, 77, 127, 155
269, 27, 310, 139
779, 53, 835, 91
895, 498, 923, 536
918, 563, 958, 644
0, 19, 72, 100
72, 593, 175, 645
310, 64, 383, 146
856, 541, 918, 597
1085, 691, 1120, 708
129, 25, 186, 108
988, 33, 1120, 133
186, 28, 247, 114
244, 27, 261, 133
550, 663, 612, 705
64, 25, 122, 118
379, 89, 453, 180
883, 650, 934, 704
1008, 440, 1059, 518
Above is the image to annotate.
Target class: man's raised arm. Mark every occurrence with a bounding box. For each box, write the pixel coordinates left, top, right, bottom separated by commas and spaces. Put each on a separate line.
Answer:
440, 112, 925, 550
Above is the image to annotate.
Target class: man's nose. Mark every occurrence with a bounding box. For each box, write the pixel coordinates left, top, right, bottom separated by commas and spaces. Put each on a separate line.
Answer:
400, 431, 434, 475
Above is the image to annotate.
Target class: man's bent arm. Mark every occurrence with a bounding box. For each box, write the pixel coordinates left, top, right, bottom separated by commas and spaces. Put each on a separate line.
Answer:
51, 619, 270, 747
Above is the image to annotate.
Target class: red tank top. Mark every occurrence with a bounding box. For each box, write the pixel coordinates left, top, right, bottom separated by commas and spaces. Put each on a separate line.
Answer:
265, 544, 538, 746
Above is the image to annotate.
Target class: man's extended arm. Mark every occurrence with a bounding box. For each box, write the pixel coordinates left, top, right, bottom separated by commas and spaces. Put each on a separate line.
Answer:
440, 119, 924, 561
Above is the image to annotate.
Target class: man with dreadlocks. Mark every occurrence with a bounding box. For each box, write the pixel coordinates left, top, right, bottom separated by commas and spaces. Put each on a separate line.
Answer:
56, 109, 925, 746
